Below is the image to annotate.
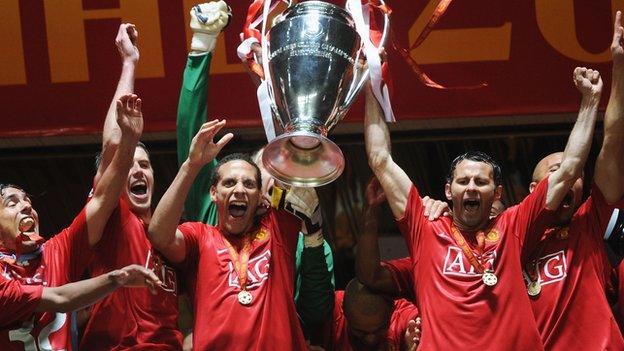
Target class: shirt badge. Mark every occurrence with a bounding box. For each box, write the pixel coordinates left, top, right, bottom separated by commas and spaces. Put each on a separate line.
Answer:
485, 228, 500, 244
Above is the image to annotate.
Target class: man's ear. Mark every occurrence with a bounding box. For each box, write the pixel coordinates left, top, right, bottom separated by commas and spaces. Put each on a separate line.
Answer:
528, 182, 537, 194
494, 185, 503, 200
210, 185, 217, 202
445, 183, 452, 201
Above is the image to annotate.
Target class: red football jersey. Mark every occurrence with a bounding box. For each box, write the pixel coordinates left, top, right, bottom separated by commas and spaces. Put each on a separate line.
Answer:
0, 276, 43, 328
617, 261, 624, 329
396, 179, 554, 351
177, 209, 307, 350
0, 209, 91, 351
525, 184, 624, 350
80, 199, 183, 350
331, 291, 418, 351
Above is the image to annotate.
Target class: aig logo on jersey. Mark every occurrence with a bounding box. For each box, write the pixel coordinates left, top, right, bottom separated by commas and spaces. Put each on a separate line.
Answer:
145, 250, 178, 295
443, 247, 497, 277
535, 250, 567, 285
228, 249, 271, 290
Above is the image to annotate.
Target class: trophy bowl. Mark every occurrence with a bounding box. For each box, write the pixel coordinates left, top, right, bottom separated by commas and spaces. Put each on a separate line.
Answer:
262, 0, 367, 187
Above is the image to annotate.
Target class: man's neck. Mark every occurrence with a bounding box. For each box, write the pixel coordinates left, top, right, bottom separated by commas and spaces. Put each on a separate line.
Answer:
452, 216, 490, 234
135, 210, 152, 226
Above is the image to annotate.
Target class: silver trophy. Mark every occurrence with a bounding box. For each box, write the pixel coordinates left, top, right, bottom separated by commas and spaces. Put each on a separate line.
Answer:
261, 0, 389, 187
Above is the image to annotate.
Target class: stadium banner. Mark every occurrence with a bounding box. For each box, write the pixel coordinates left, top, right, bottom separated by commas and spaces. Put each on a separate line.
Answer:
0, 0, 620, 137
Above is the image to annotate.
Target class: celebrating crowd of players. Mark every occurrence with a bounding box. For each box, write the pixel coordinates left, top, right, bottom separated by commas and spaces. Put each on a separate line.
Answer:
2, 1, 624, 350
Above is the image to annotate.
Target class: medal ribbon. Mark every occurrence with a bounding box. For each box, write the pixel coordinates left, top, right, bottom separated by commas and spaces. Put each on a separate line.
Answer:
450, 225, 489, 274
223, 236, 253, 291
391, 0, 487, 89
238, 0, 286, 80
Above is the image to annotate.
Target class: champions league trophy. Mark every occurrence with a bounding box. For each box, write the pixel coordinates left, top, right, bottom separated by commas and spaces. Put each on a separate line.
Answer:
257, 0, 390, 187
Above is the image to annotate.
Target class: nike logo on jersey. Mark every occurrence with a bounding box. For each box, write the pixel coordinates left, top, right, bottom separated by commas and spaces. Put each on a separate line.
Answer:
443, 246, 497, 277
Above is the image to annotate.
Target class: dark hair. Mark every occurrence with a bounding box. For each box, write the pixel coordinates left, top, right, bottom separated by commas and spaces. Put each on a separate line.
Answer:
210, 153, 262, 189
0, 183, 28, 199
94, 141, 149, 170
446, 151, 502, 186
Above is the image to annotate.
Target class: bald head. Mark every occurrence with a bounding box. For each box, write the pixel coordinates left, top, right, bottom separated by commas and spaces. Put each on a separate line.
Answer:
343, 279, 393, 319
532, 152, 564, 182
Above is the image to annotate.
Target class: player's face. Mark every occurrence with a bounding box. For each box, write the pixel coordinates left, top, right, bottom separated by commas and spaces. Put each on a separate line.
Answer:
123, 147, 154, 216
211, 160, 261, 236
532, 153, 582, 224
446, 160, 502, 230
0, 187, 39, 250
347, 311, 390, 350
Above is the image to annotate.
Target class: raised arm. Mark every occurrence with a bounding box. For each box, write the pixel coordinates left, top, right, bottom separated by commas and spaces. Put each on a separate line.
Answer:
596, 11, 624, 203
36, 264, 160, 313
364, 85, 412, 218
148, 120, 233, 263
356, 177, 400, 294
96, 24, 139, 183
177, 1, 230, 223
546, 67, 602, 209
86, 94, 143, 246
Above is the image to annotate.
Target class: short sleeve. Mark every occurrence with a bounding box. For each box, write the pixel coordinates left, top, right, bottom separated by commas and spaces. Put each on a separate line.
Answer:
387, 299, 419, 350
0, 277, 43, 327
507, 177, 556, 252
176, 222, 204, 272
269, 209, 302, 255
395, 185, 424, 256
45, 207, 93, 283
382, 257, 414, 300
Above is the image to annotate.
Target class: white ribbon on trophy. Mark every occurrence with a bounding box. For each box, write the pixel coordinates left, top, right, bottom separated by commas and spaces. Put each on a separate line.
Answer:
345, 0, 395, 122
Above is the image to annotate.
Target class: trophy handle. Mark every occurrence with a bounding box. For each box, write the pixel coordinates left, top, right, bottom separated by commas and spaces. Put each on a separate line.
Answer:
340, 3, 390, 116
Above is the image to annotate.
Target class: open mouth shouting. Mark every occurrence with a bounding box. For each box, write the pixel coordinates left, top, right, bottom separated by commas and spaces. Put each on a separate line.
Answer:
15, 215, 43, 253
129, 180, 149, 201
463, 198, 481, 214
18, 216, 36, 233
228, 201, 249, 218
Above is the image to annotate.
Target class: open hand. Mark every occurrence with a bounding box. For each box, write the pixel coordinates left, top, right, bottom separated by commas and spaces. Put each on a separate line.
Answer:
188, 119, 233, 169
404, 317, 421, 351
109, 264, 162, 295
116, 94, 143, 141
422, 196, 451, 221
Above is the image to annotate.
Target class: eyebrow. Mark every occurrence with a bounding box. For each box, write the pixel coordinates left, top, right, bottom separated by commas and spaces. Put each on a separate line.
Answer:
2, 194, 19, 203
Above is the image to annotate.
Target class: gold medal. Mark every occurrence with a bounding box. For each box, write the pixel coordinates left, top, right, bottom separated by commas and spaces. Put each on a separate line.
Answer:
482, 270, 497, 287
527, 281, 541, 297
237, 290, 253, 305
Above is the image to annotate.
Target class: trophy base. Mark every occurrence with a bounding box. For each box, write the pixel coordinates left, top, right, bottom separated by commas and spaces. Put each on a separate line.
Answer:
262, 131, 345, 187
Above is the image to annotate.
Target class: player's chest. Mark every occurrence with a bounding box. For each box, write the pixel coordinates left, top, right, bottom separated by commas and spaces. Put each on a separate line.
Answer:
422, 228, 506, 278
1, 254, 51, 286
523, 228, 597, 292
206, 229, 273, 288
